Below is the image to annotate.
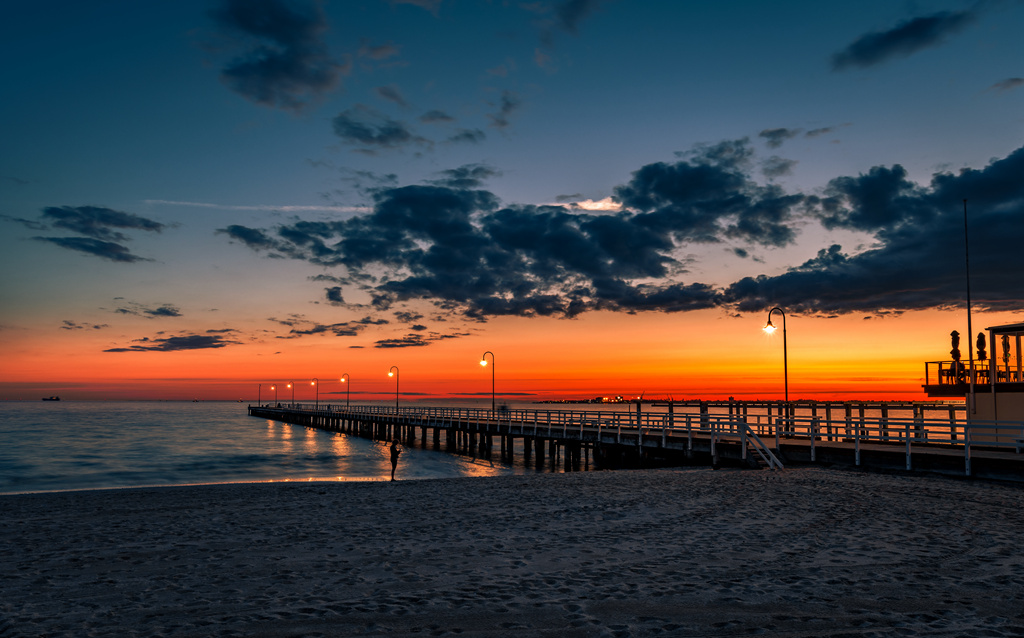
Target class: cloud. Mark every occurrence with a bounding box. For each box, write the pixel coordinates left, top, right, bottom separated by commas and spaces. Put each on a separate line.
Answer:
373, 330, 469, 348
104, 332, 242, 352
805, 123, 850, 138
420, 109, 454, 123
762, 156, 797, 179
211, 0, 347, 111
61, 320, 108, 330
374, 84, 408, 107
989, 77, 1024, 92
446, 128, 486, 144
331, 104, 427, 150
218, 142, 1024, 320
535, 0, 605, 49
488, 90, 522, 129
428, 163, 501, 189
614, 139, 800, 247
726, 146, 1024, 314
272, 314, 388, 339
394, 311, 424, 323
113, 302, 182, 318
24, 205, 165, 262
32, 237, 152, 263
831, 10, 976, 71
39, 205, 165, 241
759, 128, 801, 149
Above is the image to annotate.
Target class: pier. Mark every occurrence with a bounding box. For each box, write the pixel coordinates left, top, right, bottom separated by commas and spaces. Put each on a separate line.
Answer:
248, 400, 1024, 481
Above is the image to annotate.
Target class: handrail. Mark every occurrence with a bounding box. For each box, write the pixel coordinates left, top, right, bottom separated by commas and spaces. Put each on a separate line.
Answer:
249, 403, 1024, 477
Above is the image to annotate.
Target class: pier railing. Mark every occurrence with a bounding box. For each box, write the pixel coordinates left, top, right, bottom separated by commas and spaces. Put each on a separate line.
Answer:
250, 402, 1024, 476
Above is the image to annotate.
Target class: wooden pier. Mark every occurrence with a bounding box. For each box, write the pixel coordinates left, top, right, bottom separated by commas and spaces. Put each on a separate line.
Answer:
248, 401, 1024, 481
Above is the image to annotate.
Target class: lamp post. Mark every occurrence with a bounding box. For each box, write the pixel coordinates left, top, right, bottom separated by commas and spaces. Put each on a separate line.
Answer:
763, 307, 788, 404
258, 383, 261, 406
340, 373, 350, 408
271, 384, 278, 405
311, 378, 319, 410
480, 351, 495, 412
388, 366, 399, 413
288, 382, 294, 407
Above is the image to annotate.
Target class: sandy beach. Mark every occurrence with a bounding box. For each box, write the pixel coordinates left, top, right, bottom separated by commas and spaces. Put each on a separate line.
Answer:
2, 467, 1023, 637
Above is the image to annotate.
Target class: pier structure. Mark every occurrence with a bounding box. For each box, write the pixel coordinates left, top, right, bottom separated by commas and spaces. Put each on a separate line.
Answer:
249, 400, 1024, 480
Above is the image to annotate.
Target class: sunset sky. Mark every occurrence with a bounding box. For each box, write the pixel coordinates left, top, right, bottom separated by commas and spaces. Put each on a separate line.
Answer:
2, 0, 1022, 402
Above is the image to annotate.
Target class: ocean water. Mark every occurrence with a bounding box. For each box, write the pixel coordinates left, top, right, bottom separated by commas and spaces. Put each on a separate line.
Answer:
0, 401, 568, 495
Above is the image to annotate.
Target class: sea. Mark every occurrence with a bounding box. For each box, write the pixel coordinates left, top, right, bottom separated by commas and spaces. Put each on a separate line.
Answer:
0, 400, 578, 495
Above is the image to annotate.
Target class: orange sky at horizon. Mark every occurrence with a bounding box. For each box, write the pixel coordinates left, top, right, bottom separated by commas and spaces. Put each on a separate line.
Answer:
3, 306, 1015, 403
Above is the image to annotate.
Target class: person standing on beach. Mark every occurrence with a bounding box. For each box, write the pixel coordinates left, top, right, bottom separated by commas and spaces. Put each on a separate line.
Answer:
390, 439, 401, 481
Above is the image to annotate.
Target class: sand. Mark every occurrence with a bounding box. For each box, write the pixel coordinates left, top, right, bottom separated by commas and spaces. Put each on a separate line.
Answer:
2, 467, 1023, 637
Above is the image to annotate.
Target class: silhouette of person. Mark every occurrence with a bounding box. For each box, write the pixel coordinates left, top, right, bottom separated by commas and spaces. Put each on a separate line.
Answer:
390, 439, 401, 481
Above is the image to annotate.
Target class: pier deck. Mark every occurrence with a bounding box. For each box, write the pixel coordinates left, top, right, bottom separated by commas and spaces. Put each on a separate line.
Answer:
247, 403, 1024, 481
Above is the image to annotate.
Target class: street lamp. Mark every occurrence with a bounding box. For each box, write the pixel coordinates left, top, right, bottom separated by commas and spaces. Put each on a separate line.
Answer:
288, 381, 294, 407
763, 307, 788, 404
480, 351, 495, 411
311, 378, 319, 410
388, 366, 399, 413
340, 373, 350, 408
258, 383, 261, 406
271, 384, 278, 405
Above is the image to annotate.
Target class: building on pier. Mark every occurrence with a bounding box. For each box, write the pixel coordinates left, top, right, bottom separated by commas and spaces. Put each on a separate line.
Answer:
922, 322, 1024, 426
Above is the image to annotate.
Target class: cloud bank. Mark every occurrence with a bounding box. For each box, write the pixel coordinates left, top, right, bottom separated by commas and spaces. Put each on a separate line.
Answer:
219, 142, 1024, 320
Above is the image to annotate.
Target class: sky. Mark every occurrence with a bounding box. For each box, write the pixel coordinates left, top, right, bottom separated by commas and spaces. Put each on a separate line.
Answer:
2, 0, 1023, 402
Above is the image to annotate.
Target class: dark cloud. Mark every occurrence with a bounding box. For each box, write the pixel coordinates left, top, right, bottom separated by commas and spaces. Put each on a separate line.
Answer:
374, 84, 408, 107
554, 0, 604, 34
273, 314, 387, 339
374, 334, 429, 348
759, 128, 801, 149
24, 206, 164, 262
446, 128, 486, 144
219, 143, 1024, 320
805, 123, 850, 138
104, 332, 241, 352
726, 146, 1024, 314
762, 156, 797, 179
33, 237, 151, 263
428, 164, 501, 189
989, 78, 1024, 92
817, 164, 930, 232
325, 286, 345, 304
615, 140, 800, 247
2, 175, 29, 185
61, 320, 108, 330
113, 302, 183, 318
831, 10, 976, 71
373, 330, 468, 348
420, 109, 454, 123
217, 224, 277, 249
331, 105, 427, 150
39, 205, 165, 241
211, 0, 347, 111
488, 90, 522, 129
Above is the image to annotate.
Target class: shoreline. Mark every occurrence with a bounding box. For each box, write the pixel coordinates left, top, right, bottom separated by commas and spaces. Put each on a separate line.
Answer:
3, 467, 1023, 637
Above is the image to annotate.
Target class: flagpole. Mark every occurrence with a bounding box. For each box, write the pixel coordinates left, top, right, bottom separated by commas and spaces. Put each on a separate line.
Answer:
964, 199, 975, 415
